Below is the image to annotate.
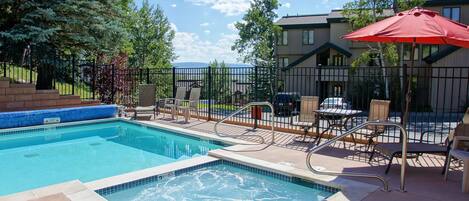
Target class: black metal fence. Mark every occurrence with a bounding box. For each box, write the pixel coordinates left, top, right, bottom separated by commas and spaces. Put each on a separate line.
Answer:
2, 61, 468, 144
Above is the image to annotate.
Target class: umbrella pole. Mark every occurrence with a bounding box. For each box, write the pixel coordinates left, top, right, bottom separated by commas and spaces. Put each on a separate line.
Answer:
402, 39, 416, 131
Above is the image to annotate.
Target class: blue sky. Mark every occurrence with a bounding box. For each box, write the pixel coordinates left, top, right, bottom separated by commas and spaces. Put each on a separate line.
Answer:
136, 0, 350, 63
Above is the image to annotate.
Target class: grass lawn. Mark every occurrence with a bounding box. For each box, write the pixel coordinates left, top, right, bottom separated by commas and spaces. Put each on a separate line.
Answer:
197, 103, 239, 111
2, 66, 93, 99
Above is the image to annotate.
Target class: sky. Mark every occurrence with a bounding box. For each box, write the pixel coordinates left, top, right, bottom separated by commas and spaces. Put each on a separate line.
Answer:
135, 0, 350, 64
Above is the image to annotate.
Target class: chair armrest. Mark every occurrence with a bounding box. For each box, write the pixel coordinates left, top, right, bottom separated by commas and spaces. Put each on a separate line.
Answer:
453, 136, 469, 150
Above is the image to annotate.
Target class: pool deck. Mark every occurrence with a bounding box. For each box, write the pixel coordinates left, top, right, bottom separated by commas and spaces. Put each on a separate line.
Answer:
147, 114, 468, 201
0, 180, 106, 201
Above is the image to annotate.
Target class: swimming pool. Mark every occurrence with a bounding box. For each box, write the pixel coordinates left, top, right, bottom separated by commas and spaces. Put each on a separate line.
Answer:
0, 119, 225, 195
99, 160, 338, 201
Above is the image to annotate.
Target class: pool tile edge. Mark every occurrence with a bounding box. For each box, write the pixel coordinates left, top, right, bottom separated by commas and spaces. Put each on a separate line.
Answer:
84, 156, 219, 191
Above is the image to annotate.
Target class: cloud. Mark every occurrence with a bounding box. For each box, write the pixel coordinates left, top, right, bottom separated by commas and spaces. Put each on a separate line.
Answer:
173, 32, 240, 63
204, 30, 211, 34
200, 22, 210, 27
170, 23, 178, 32
186, 0, 251, 16
171, 4, 177, 8
226, 22, 237, 32
282, 2, 291, 8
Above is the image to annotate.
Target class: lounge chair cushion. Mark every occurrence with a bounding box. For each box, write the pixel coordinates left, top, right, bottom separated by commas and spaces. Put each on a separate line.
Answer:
375, 143, 447, 157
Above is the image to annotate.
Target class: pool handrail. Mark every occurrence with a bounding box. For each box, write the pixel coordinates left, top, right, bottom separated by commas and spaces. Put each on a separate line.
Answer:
306, 120, 408, 192
214, 102, 275, 146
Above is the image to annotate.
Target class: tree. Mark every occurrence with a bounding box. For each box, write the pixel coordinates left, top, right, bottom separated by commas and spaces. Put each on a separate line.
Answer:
0, 0, 127, 89
232, 0, 281, 101
343, 0, 424, 99
128, 1, 176, 68
203, 60, 232, 103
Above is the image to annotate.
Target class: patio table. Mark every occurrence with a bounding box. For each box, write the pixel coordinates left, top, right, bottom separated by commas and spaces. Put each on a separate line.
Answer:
314, 108, 363, 145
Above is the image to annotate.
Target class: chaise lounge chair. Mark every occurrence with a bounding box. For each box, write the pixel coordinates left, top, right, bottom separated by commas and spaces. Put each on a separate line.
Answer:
177, 88, 201, 123
292, 96, 319, 142
370, 108, 469, 174
134, 84, 156, 120
163, 87, 187, 119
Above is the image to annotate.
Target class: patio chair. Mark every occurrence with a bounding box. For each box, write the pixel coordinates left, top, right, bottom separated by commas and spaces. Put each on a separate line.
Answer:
370, 121, 469, 174
353, 99, 391, 151
163, 87, 187, 119
134, 84, 156, 120
444, 124, 469, 192
177, 88, 201, 123
291, 96, 319, 142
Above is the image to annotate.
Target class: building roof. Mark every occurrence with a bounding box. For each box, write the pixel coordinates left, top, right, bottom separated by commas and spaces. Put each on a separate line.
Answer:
276, 14, 329, 26
282, 42, 352, 70
276, 9, 395, 27
424, 0, 469, 6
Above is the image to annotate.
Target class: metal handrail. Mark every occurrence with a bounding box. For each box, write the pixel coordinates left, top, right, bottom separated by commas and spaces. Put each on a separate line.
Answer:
214, 101, 275, 145
306, 120, 408, 192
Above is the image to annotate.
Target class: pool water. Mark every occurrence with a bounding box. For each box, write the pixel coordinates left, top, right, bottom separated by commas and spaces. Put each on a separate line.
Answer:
103, 164, 336, 201
0, 120, 224, 195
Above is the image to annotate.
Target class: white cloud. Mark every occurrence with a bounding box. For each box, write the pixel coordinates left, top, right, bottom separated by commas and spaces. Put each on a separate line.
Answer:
282, 2, 291, 8
173, 32, 240, 63
170, 23, 178, 32
171, 4, 177, 8
200, 22, 210, 27
204, 30, 211, 34
186, 0, 251, 16
226, 22, 237, 32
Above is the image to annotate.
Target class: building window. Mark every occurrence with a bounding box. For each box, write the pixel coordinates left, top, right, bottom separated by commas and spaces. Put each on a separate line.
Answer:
443, 7, 460, 22
302, 30, 314, 45
333, 84, 343, 97
278, 31, 288, 45
332, 55, 345, 66
422, 45, 439, 58
280, 57, 289, 67
403, 44, 419, 61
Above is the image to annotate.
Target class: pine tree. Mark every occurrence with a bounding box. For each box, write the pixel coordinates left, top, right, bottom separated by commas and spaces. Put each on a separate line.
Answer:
0, 0, 127, 89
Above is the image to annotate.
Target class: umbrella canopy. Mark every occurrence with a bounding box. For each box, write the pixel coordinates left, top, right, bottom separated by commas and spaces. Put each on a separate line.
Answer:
343, 8, 469, 48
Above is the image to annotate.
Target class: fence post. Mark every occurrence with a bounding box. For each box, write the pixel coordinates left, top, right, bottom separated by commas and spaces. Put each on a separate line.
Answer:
172, 67, 176, 97
71, 55, 75, 95
254, 65, 259, 129
139, 68, 143, 84
92, 59, 96, 100
111, 64, 115, 103
3, 62, 6, 77
29, 49, 33, 83
317, 64, 322, 99
146, 68, 150, 84
207, 65, 212, 121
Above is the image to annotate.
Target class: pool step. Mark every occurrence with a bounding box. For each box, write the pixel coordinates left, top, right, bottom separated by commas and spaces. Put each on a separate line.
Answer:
0, 95, 99, 111
0, 78, 100, 112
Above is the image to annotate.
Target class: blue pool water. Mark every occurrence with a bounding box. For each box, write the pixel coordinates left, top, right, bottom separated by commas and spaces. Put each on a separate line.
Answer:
102, 163, 336, 201
0, 120, 224, 195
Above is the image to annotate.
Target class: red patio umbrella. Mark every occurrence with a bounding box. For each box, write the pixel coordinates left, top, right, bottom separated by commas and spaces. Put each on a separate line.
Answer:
343, 7, 469, 127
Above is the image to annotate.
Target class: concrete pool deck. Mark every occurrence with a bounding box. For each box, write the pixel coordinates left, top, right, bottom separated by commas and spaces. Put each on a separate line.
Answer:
0, 180, 106, 201
147, 114, 468, 201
